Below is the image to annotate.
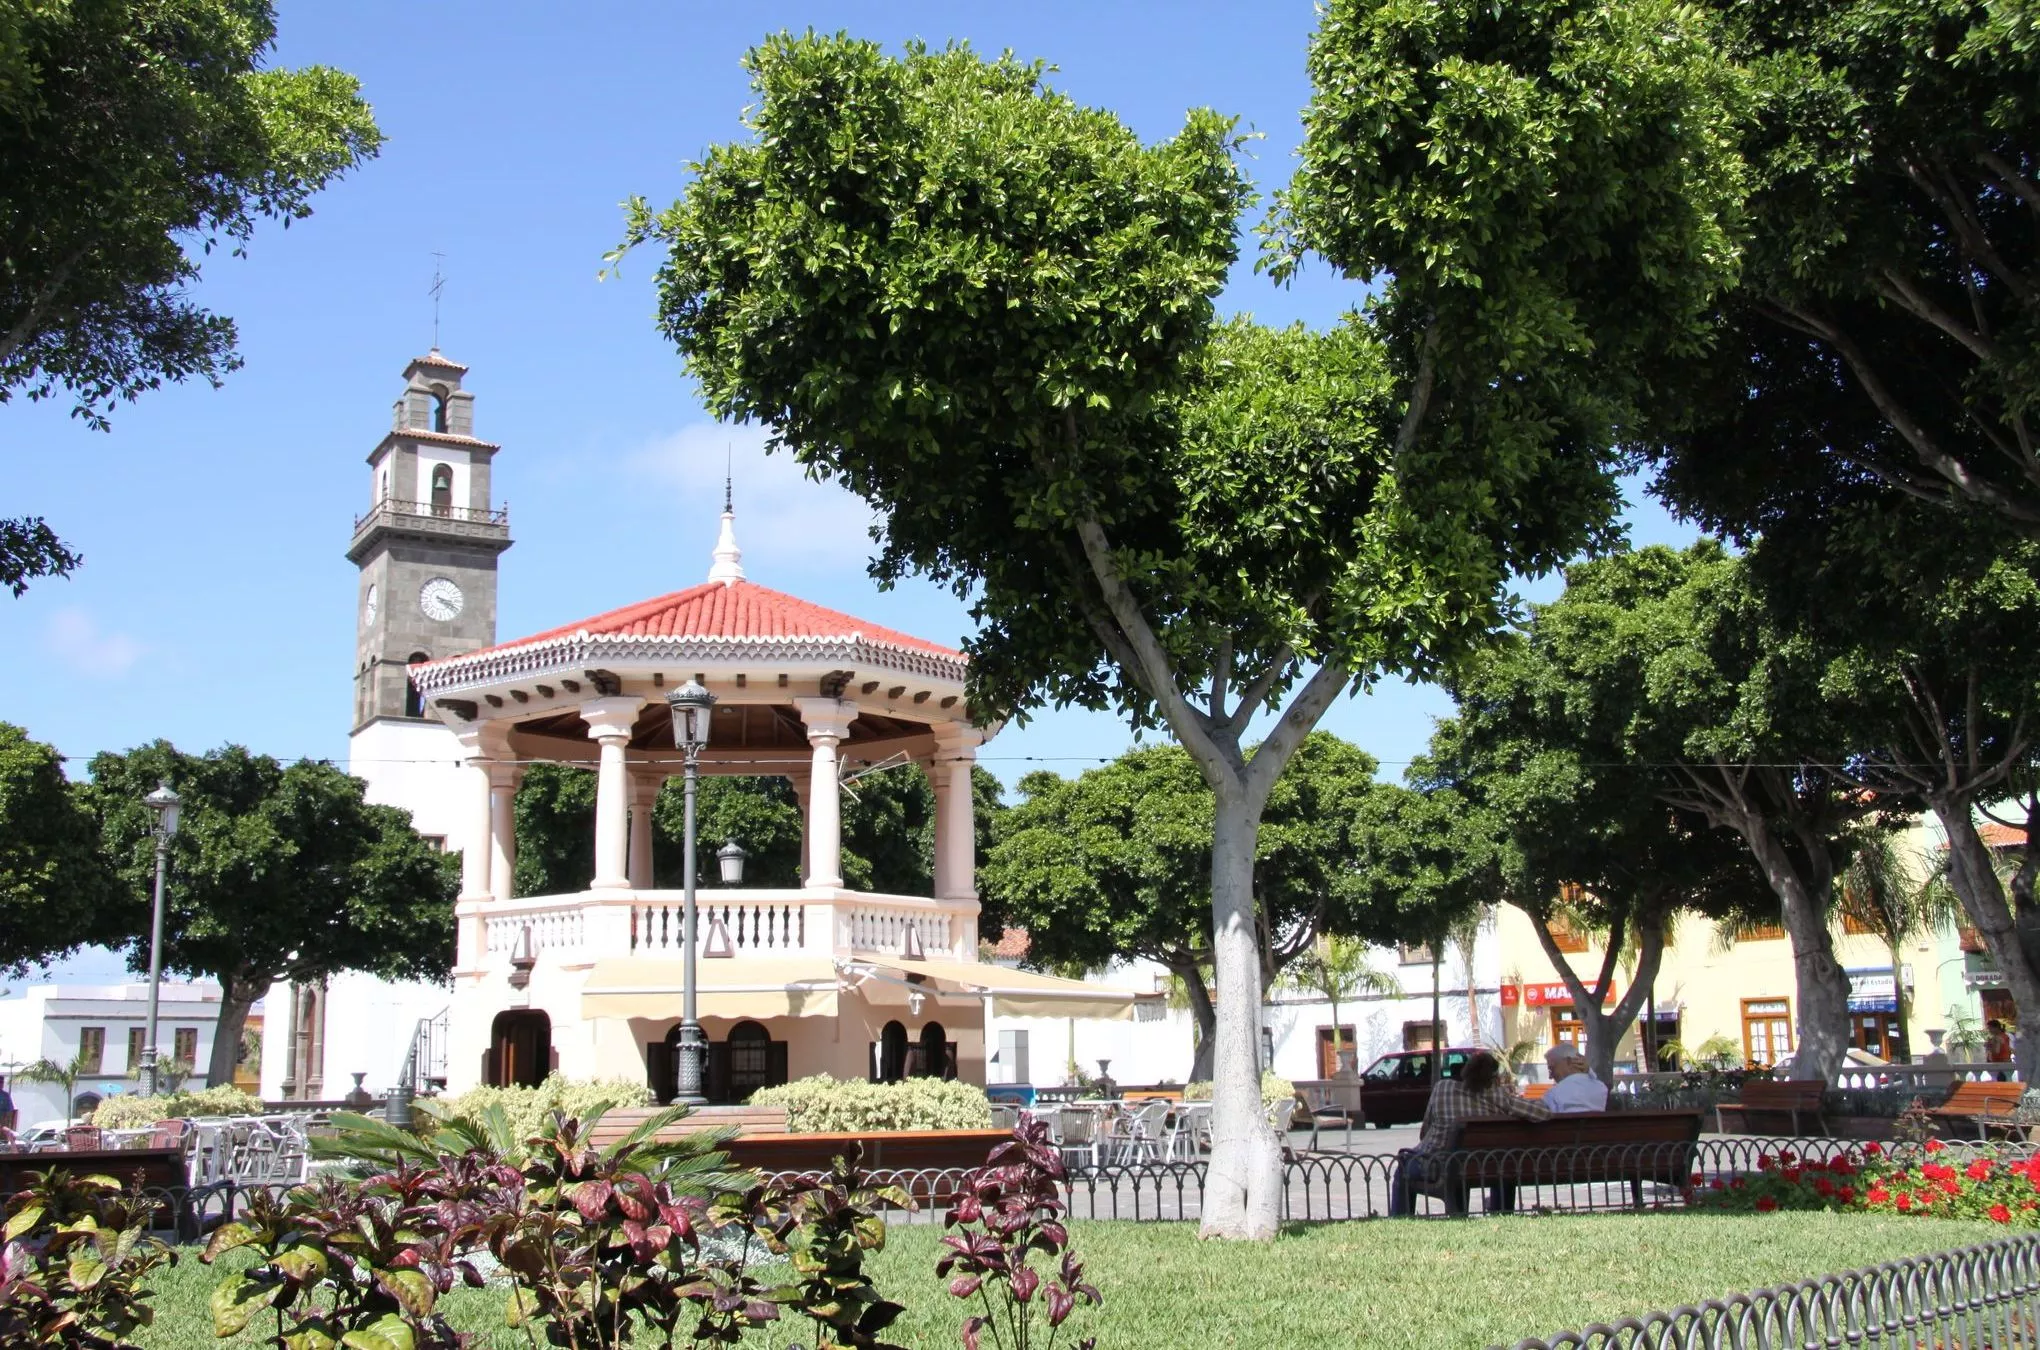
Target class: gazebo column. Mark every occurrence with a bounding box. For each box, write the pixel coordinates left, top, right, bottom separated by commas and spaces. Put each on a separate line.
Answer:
794, 698, 855, 889
627, 769, 663, 890
582, 697, 646, 890
487, 762, 523, 901
787, 770, 813, 884
931, 724, 984, 901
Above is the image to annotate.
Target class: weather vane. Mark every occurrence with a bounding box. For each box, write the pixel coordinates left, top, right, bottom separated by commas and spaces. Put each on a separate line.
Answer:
725, 444, 733, 513
429, 253, 446, 349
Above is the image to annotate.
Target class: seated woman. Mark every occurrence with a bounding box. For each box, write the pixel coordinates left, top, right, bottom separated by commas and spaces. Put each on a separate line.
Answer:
1389, 1050, 1551, 1216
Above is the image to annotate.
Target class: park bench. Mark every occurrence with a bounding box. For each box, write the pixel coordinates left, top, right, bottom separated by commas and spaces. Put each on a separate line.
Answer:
1930, 1081, 2028, 1140
1714, 1080, 1828, 1136
586, 1105, 790, 1153
1410, 1110, 1705, 1216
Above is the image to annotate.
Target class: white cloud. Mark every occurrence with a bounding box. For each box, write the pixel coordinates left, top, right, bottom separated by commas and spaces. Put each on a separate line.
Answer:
45, 609, 144, 680
624, 422, 883, 572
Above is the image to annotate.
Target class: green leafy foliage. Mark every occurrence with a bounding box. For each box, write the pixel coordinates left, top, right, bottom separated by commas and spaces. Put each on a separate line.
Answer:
751, 1076, 993, 1134
89, 1085, 262, 1129
84, 741, 458, 1086
0, 1168, 176, 1347
425, 1075, 655, 1156
0, 721, 115, 973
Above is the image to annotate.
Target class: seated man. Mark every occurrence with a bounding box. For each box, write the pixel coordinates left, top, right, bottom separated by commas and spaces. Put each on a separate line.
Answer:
1389, 1050, 1550, 1215
1542, 1044, 1609, 1113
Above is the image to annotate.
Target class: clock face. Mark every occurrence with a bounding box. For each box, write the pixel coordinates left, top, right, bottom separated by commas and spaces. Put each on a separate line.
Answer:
363, 583, 378, 626
419, 576, 464, 622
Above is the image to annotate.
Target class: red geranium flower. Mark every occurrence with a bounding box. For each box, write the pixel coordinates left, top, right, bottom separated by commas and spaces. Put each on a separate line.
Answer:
1755, 1196, 1778, 1213
1991, 1204, 2013, 1223
1967, 1159, 1994, 1182
1926, 1138, 1947, 1153
1895, 1193, 1913, 1211
1863, 1142, 1884, 1157
1868, 1184, 1891, 1204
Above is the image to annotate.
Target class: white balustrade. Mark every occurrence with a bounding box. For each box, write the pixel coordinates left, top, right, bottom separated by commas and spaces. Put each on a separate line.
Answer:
631, 897, 812, 954
484, 903, 585, 957
841, 904, 958, 959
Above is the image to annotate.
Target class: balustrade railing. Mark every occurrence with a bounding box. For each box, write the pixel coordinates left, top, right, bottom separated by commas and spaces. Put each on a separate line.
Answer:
470, 889, 970, 965
632, 897, 810, 954
351, 498, 510, 534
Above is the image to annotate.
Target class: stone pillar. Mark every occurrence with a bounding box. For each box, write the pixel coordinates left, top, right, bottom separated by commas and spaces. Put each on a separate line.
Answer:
787, 771, 813, 884
627, 770, 662, 890
931, 724, 984, 901
582, 697, 646, 890
454, 729, 495, 904
794, 698, 855, 890
922, 758, 953, 898
488, 763, 522, 901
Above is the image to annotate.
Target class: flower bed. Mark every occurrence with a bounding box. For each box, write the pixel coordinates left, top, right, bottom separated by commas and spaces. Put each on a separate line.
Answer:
1695, 1139, 2040, 1227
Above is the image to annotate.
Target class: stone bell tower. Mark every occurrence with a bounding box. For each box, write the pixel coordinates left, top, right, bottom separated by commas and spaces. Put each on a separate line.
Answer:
345, 351, 512, 730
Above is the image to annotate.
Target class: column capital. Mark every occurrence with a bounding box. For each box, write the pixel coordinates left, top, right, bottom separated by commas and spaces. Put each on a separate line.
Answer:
581, 695, 646, 742
627, 765, 667, 802
486, 761, 525, 790
930, 721, 985, 757
793, 696, 856, 743
452, 719, 514, 762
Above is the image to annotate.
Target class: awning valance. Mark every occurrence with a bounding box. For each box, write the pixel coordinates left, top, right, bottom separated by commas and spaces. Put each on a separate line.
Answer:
850, 954, 1140, 1021
579, 957, 840, 1021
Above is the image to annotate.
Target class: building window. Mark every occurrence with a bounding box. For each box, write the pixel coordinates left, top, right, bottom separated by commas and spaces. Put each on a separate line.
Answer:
1840, 912, 1875, 936
404, 652, 430, 719
1316, 1026, 1358, 1078
1551, 1007, 1586, 1050
1401, 1019, 1443, 1051
1398, 942, 1434, 966
1546, 919, 1590, 954
126, 1027, 145, 1074
77, 1027, 104, 1075
419, 835, 446, 852
431, 388, 450, 433
1741, 997, 1793, 1067
173, 1028, 198, 1067
430, 464, 453, 514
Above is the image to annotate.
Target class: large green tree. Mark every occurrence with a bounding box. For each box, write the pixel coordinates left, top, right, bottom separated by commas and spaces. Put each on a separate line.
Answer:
981, 734, 1424, 1081
1646, 0, 2040, 538
1478, 543, 1899, 1081
624, 16, 1746, 1236
0, 721, 115, 972
1, 0, 382, 594
86, 743, 455, 1086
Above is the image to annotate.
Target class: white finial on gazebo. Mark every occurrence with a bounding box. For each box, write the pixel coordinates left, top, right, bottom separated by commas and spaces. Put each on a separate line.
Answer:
708, 471, 744, 586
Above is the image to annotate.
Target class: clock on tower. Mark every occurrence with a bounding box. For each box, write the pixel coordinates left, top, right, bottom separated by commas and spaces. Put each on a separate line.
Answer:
346, 351, 512, 729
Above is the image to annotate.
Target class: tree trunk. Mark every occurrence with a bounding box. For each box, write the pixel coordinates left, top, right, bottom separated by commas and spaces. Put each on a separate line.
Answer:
207, 973, 260, 1089
1937, 801, 2040, 1081
1735, 820, 1850, 1081
1887, 937, 1913, 1064
1430, 951, 1442, 1083
1198, 792, 1282, 1242
1529, 905, 1665, 1084
1174, 960, 1218, 1083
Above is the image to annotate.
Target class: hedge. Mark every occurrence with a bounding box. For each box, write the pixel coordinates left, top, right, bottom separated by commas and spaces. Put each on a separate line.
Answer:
750, 1075, 992, 1132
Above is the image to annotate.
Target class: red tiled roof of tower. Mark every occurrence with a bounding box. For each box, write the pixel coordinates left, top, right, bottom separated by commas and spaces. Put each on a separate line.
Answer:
459, 579, 962, 661
1979, 822, 2028, 848
411, 351, 469, 372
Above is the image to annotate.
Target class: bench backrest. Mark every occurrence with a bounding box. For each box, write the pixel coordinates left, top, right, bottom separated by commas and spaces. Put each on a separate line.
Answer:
585, 1106, 791, 1153
1738, 1080, 1826, 1108
1451, 1109, 1703, 1150
1943, 1081, 2025, 1111
1521, 1082, 1551, 1101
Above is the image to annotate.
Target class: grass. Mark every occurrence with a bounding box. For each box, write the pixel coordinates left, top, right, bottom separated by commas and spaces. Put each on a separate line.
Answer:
132, 1212, 2003, 1350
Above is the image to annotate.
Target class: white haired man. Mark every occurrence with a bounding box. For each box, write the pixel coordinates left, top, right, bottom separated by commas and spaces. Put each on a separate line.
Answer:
1542, 1043, 1608, 1113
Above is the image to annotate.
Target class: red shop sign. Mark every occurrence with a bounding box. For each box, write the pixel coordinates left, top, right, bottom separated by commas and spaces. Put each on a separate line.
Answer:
1504, 981, 1616, 1008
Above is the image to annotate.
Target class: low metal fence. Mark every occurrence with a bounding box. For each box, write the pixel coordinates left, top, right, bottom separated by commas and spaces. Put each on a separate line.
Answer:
1498, 1233, 2040, 1349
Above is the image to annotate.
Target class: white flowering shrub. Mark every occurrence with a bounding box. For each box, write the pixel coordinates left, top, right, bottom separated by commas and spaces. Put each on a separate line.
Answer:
750, 1074, 992, 1132
430, 1074, 654, 1144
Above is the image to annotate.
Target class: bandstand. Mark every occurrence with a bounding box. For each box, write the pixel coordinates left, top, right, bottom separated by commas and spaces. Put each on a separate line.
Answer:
410, 508, 1133, 1100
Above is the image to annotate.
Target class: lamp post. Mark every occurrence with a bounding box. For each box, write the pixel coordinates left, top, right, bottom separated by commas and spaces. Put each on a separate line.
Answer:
666, 680, 716, 1104
140, 782, 182, 1096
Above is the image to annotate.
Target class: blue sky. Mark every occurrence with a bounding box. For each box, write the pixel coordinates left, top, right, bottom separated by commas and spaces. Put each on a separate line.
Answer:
2, 0, 1697, 829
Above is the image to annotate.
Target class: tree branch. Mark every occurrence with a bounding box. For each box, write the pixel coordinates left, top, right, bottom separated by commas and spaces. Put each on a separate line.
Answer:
1979, 150, 2040, 222
1393, 319, 1441, 461
1874, 270, 2003, 364
1242, 660, 1353, 809
0, 254, 80, 369
1211, 638, 1232, 723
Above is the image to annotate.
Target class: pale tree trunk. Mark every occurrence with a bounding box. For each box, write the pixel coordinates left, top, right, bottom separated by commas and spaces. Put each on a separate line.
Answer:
1734, 820, 1850, 1081
1937, 803, 2040, 1082
207, 974, 261, 1089
1174, 960, 1217, 1083
1529, 906, 1667, 1083
1201, 793, 1283, 1241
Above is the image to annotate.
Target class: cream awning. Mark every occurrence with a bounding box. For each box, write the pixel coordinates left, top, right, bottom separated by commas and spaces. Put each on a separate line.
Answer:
851, 954, 1140, 1021
580, 957, 841, 1020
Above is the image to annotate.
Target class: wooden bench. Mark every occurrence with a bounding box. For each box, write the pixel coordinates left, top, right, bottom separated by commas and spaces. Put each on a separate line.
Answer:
1930, 1081, 2028, 1139
1410, 1111, 1704, 1215
1715, 1080, 1828, 1136
1521, 1082, 1552, 1101
585, 1105, 790, 1154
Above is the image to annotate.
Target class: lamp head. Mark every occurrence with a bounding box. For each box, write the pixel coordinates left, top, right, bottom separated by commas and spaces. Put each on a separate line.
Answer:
665, 681, 716, 751
144, 782, 181, 838
716, 840, 748, 886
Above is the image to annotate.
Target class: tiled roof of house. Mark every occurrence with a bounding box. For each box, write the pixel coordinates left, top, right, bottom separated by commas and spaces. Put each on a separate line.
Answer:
1980, 822, 2028, 848
450, 580, 962, 664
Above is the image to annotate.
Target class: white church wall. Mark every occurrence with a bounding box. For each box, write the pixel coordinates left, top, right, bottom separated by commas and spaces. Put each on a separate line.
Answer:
348, 718, 468, 846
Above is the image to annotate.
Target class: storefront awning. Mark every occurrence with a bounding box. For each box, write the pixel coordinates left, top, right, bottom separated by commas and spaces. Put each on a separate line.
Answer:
850, 954, 1141, 1021
580, 958, 841, 1020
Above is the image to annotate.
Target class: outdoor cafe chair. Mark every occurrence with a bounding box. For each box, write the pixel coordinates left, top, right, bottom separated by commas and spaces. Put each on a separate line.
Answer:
64, 1125, 103, 1152
1163, 1102, 1211, 1162
1053, 1107, 1101, 1172
1110, 1100, 1172, 1166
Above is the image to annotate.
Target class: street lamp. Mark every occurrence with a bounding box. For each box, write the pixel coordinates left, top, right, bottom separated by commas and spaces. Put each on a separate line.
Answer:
665, 680, 715, 1104
716, 841, 748, 886
140, 782, 181, 1096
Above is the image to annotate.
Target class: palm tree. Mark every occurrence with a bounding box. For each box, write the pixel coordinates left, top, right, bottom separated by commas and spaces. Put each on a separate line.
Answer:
1835, 833, 1961, 1062
1278, 936, 1400, 1076
19, 1047, 98, 1122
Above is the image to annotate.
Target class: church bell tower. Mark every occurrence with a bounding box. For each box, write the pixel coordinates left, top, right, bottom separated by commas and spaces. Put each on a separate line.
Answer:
346, 351, 512, 730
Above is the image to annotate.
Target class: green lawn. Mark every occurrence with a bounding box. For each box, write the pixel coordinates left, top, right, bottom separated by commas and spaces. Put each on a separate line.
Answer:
133, 1213, 2001, 1350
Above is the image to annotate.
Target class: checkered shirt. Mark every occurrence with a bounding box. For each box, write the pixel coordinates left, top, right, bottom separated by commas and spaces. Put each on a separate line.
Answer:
1415, 1077, 1551, 1153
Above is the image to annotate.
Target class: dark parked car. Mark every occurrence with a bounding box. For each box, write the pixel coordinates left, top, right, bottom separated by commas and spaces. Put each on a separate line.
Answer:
1355, 1047, 1478, 1127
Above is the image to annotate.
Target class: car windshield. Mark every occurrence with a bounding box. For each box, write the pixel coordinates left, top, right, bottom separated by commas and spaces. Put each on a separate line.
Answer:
1362, 1056, 1399, 1081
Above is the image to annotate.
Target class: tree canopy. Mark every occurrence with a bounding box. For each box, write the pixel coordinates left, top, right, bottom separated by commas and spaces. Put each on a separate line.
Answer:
1, 0, 382, 594
625, 17, 1754, 1237
0, 722, 115, 974
86, 743, 455, 1085
1647, 0, 2040, 538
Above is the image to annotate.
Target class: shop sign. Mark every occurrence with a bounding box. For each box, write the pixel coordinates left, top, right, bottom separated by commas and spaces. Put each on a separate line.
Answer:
1501, 981, 1616, 1008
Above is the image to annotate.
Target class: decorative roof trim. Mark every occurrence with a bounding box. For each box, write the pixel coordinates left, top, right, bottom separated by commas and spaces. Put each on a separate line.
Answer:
410, 352, 470, 372
376, 426, 501, 452
411, 631, 967, 694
